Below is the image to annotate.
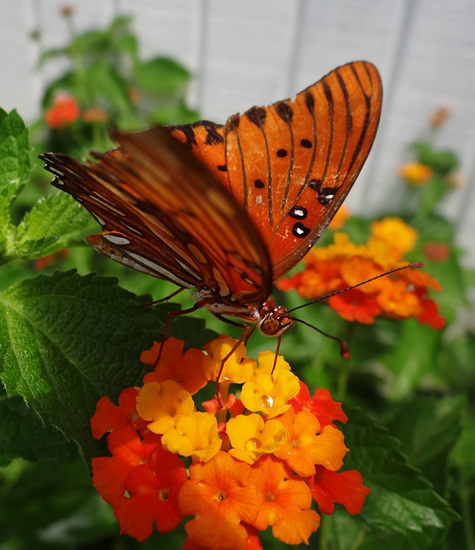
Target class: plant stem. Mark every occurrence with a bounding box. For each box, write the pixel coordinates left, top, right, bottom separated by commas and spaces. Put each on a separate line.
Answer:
319, 514, 329, 550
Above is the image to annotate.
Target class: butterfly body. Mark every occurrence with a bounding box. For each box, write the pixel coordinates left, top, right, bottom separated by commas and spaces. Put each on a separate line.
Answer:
40, 61, 382, 338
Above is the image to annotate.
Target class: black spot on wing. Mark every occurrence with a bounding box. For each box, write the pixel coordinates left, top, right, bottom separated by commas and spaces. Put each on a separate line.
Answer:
275, 102, 293, 122
292, 222, 310, 238
246, 106, 267, 128
305, 91, 315, 113
289, 206, 308, 220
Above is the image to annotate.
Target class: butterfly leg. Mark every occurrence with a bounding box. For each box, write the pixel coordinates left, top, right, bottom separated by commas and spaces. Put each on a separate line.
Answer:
154, 304, 200, 367
211, 316, 256, 383
272, 335, 282, 374
145, 287, 186, 306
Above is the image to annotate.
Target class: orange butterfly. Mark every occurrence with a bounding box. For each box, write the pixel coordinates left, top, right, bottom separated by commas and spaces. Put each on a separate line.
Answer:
40, 61, 382, 345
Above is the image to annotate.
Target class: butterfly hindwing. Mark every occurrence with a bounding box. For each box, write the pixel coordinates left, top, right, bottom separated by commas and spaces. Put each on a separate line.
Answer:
168, 61, 382, 282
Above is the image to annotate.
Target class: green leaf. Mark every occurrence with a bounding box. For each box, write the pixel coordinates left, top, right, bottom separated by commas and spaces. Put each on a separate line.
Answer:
67, 30, 111, 58
341, 409, 459, 548
41, 71, 76, 109
451, 414, 475, 479
411, 141, 458, 175
114, 31, 138, 59
415, 175, 447, 220
436, 332, 475, 392
430, 150, 459, 175
383, 395, 464, 493
463, 267, 475, 288
0, 271, 166, 459
148, 101, 199, 125
0, 109, 30, 251
0, 457, 117, 548
412, 142, 435, 165
0, 388, 76, 465
108, 15, 133, 35
381, 319, 441, 399
134, 57, 191, 96
14, 193, 98, 259
36, 46, 67, 67
86, 62, 139, 128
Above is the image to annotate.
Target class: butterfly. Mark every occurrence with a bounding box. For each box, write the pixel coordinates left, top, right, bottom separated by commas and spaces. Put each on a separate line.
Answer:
40, 60, 382, 345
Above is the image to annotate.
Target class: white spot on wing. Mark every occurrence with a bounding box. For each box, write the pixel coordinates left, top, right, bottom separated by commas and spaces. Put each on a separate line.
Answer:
128, 252, 194, 287
256, 195, 263, 204
176, 259, 200, 277
103, 234, 131, 246
124, 224, 145, 237
92, 212, 106, 225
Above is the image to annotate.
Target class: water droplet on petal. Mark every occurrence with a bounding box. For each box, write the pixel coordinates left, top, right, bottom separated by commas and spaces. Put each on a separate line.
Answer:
259, 394, 274, 409
245, 437, 261, 451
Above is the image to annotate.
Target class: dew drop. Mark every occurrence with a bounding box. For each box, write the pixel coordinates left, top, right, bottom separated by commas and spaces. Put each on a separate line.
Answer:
245, 438, 261, 451
259, 395, 274, 409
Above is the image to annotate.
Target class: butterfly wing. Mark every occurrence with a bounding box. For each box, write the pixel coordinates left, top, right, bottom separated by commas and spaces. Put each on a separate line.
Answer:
167, 61, 382, 282
40, 126, 272, 306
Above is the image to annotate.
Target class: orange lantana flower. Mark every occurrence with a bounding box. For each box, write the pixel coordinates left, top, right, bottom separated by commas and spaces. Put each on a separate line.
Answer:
278, 218, 445, 329
329, 204, 350, 229
141, 337, 207, 394
45, 93, 80, 128
179, 451, 260, 550
249, 455, 320, 545
274, 409, 348, 476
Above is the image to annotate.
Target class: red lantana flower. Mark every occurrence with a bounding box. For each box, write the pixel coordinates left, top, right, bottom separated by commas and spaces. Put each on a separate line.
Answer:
309, 465, 371, 515
290, 382, 347, 428
92, 427, 186, 540
45, 94, 80, 128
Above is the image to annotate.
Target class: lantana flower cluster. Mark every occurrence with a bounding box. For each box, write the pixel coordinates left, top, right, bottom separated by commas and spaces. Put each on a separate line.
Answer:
45, 93, 109, 129
91, 336, 370, 549
278, 217, 445, 329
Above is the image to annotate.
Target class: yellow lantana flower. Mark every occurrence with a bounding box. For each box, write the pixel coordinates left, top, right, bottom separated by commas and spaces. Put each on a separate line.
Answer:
370, 217, 418, 256
226, 413, 287, 464
162, 411, 222, 462
241, 369, 300, 419
399, 161, 432, 186
202, 335, 256, 383
136, 380, 195, 434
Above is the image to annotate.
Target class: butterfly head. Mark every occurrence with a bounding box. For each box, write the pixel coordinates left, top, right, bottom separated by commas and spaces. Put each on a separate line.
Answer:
257, 297, 293, 337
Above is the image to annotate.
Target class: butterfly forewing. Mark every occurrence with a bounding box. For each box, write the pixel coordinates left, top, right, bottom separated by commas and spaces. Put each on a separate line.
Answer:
41, 128, 272, 305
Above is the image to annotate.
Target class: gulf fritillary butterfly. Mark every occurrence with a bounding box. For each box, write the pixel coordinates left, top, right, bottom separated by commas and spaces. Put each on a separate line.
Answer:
40, 60, 382, 343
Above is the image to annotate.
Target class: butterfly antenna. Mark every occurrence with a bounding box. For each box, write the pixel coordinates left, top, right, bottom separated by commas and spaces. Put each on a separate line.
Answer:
286, 261, 423, 315
286, 316, 350, 359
